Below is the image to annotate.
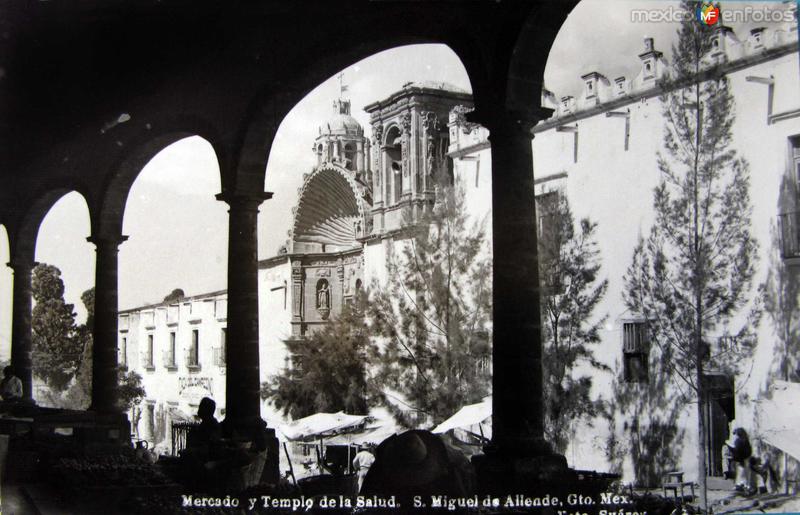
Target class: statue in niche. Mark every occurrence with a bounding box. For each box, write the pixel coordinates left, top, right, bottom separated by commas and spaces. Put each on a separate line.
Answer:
317, 280, 331, 320
426, 135, 436, 180
423, 112, 439, 184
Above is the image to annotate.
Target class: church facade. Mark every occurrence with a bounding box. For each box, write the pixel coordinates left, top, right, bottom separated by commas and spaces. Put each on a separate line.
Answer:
118, 10, 799, 487
118, 82, 481, 452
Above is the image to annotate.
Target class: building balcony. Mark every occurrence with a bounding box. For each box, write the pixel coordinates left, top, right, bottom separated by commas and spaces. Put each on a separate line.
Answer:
162, 351, 178, 371
213, 347, 226, 367
779, 211, 800, 264
185, 354, 201, 372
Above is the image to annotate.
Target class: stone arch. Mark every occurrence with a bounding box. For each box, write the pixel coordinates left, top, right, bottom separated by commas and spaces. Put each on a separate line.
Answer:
98, 127, 224, 240
13, 185, 93, 264
0, 224, 8, 260
504, 1, 580, 115
289, 165, 367, 254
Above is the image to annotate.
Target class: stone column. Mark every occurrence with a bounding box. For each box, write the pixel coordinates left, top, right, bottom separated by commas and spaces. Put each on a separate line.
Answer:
88, 234, 127, 413
486, 114, 549, 455
216, 191, 272, 427
7, 259, 35, 402
472, 110, 568, 493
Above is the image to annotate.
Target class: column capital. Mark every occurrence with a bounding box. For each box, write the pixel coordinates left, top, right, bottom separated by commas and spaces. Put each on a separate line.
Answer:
87, 234, 129, 247
467, 107, 554, 136
6, 260, 38, 271
215, 191, 274, 209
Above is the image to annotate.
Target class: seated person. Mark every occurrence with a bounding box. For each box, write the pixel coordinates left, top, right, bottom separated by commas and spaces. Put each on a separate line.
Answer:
186, 397, 222, 450
181, 397, 223, 484
0, 366, 23, 402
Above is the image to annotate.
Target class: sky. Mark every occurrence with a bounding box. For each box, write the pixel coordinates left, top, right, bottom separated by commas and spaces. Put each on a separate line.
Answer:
0, 0, 794, 360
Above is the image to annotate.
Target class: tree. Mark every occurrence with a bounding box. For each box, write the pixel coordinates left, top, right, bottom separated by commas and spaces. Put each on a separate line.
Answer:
31, 263, 83, 392
262, 298, 373, 419
368, 184, 492, 428
537, 193, 609, 454
163, 288, 185, 304
64, 287, 145, 411
762, 219, 800, 383
623, 2, 759, 507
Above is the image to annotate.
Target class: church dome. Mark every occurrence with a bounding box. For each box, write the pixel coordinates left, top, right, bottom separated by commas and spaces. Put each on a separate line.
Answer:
323, 112, 363, 136
320, 98, 363, 137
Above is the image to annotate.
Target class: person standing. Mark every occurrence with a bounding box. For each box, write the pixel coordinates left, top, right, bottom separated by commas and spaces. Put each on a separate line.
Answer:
352, 444, 375, 493
727, 427, 752, 493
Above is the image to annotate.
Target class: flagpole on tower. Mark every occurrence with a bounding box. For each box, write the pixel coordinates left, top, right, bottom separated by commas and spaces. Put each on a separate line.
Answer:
337, 71, 349, 99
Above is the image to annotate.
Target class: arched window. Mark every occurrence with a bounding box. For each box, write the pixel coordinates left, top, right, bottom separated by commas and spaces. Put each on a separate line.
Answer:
384, 126, 402, 203
344, 142, 356, 171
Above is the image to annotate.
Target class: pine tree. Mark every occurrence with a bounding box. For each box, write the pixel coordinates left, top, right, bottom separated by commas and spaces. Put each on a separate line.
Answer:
368, 184, 492, 428
64, 287, 145, 411
623, 2, 759, 507
762, 222, 800, 383
262, 298, 373, 419
538, 193, 609, 454
31, 263, 83, 392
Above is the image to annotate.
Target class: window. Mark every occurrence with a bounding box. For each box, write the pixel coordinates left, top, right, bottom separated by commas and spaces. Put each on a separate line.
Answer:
188, 329, 200, 368
793, 138, 800, 192
215, 328, 226, 367
585, 80, 595, 98
120, 337, 127, 368
165, 331, 177, 369
623, 322, 649, 383
781, 137, 800, 259
344, 142, 356, 171
145, 334, 155, 369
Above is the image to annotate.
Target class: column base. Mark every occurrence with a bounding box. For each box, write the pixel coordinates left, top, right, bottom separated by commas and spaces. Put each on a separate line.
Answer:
473, 446, 572, 496
472, 442, 620, 506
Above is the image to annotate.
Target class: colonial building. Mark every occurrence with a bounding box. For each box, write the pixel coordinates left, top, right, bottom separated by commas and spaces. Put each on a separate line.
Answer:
525, 15, 799, 484
118, 82, 481, 453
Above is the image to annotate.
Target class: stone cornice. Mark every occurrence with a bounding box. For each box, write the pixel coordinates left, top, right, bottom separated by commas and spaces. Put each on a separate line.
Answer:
534, 42, 798, 134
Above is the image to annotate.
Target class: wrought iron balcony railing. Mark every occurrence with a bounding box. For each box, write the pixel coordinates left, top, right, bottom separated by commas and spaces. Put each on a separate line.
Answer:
779, 211, 800, 259
213, 347, 226, 367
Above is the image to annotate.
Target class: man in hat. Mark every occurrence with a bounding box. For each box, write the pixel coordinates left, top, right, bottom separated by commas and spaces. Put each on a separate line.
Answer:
361, 430, 472, 510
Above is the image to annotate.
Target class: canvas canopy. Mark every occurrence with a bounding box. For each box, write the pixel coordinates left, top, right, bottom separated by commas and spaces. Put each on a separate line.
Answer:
279, 412, 369, 442
325, 424, 397, 446
755, 381, 800, 461
432, 397, 491, 436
